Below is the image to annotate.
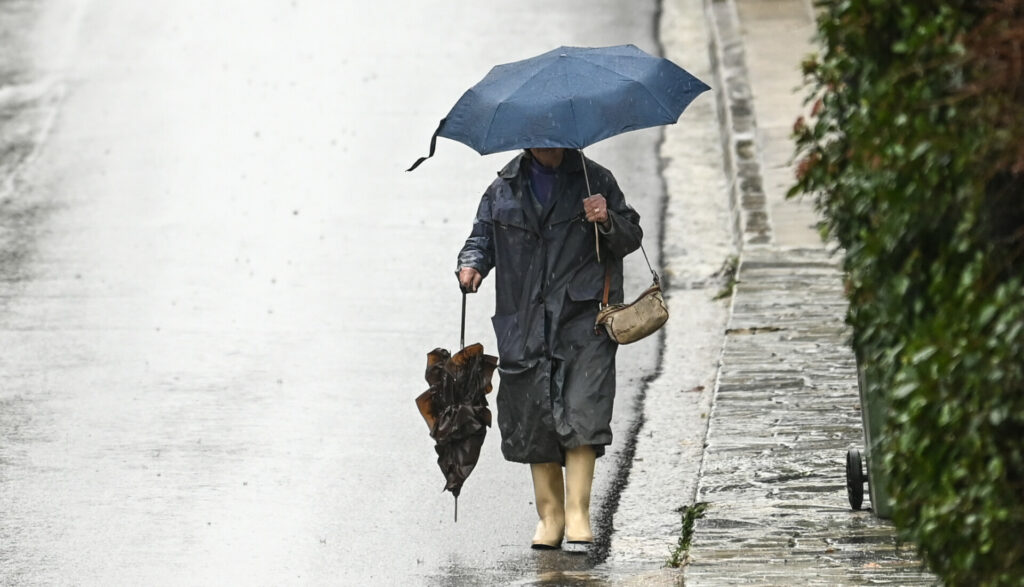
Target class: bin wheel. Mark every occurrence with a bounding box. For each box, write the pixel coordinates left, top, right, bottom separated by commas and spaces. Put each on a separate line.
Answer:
846, 449, 865, 510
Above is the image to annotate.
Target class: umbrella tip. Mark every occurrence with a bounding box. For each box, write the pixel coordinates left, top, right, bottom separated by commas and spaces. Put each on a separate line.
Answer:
454, 495, 458, 523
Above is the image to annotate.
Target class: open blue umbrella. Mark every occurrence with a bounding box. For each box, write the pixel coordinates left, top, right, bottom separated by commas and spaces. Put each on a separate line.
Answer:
407, 44, 709, 171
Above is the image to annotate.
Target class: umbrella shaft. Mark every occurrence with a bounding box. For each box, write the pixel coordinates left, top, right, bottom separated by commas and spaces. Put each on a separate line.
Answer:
580, 149, 593, 196
460, 292, 466, 350
580, 150, 601, 264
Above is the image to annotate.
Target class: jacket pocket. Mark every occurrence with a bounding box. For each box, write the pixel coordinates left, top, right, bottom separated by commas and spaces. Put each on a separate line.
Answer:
491, 312, 527, 366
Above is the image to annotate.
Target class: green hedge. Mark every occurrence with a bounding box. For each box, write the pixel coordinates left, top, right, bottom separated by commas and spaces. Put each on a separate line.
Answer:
792, 1, 1024, 584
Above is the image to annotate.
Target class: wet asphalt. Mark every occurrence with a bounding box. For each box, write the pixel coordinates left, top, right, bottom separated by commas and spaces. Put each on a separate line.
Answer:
0, 1, 669, 584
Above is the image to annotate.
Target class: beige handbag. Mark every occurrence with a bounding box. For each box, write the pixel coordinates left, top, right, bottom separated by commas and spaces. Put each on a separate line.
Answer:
594, 246, 668, 344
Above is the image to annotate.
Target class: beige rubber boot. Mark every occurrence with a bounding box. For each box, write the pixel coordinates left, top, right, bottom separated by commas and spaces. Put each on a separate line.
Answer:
530, 462, 565, 549
564, 445, 596, 544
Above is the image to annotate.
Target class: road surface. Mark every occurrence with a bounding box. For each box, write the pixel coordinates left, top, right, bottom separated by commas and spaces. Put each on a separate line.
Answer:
0, 1, 667, 584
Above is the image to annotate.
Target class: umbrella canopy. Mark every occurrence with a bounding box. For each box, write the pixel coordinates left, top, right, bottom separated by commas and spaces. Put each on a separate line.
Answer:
407, 44, 710, 169
415, 343, 498, 521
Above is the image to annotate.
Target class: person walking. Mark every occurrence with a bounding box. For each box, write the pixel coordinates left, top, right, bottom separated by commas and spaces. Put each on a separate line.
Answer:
456, 146, 642, 549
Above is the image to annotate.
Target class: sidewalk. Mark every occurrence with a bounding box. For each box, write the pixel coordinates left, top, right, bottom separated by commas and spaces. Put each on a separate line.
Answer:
684, 0, 938, 584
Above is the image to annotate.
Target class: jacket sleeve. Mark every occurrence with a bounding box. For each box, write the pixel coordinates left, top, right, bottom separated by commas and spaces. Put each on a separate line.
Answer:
456, 188, 496, 278
595, 171, 643, 259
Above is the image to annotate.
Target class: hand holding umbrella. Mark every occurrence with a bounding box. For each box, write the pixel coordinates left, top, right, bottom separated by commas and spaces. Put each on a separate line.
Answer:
458, 267, 483, 293
583, 194, 610, 225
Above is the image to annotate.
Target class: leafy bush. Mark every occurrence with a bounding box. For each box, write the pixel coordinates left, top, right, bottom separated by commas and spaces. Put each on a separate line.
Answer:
792, 1, 1024, 584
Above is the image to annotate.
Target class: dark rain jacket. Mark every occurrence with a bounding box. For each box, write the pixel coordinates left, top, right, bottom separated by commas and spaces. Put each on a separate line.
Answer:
457, 151, 642, 463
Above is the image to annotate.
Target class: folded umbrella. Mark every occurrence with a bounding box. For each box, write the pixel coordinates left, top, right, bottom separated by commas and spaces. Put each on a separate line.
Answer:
415, 294, 498, 521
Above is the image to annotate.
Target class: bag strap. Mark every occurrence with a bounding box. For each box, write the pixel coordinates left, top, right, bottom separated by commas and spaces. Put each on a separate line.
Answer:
638, 243, 659, 284
602, 262, 612, 309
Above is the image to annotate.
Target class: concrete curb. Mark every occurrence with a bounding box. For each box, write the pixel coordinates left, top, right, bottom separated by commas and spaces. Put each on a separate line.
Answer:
703, 0, 772, 248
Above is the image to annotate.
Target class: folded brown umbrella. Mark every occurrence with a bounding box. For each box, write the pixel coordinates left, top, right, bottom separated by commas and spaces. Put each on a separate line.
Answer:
416, 341, 497, 522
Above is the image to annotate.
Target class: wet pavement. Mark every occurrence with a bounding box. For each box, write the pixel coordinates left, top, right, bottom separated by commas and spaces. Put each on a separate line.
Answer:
0, 0, 942, 584
682, 1, 938, 584
685, 248, 934, 585
0, 0, 693, 584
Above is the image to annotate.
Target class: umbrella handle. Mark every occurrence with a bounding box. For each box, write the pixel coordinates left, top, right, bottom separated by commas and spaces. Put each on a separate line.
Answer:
460, 291, 467, 350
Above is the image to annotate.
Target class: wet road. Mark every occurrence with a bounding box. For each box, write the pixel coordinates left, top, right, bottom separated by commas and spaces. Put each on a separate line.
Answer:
0, 1, 665, 584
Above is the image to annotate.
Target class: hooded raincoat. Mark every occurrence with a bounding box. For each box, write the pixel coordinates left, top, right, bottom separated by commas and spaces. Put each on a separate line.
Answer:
457, 151, 642, 463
